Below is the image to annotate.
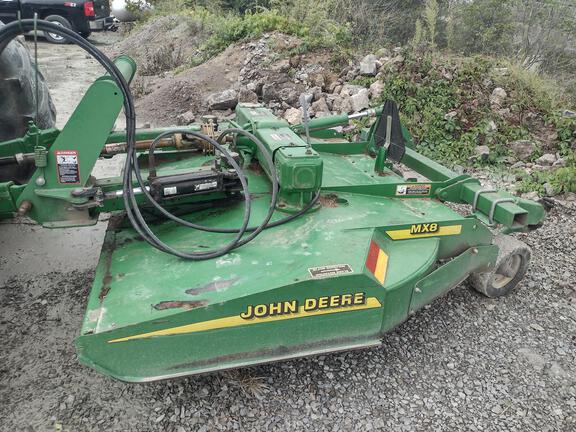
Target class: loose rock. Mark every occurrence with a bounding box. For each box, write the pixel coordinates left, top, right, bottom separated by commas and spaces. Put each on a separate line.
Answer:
176, 110, 195, 125
369, 81, 385, 99
359, 54, 378, 76
261, 83, 279, 103
332, 96, 352, 114
475, 145, 491, 160
350, 89, 370, 112
207, 89, 238, 110
490, 87, 507, 107
238, 88, 259, 103
340, 84, 365, 97
311, 98, 330, 115
535, 153, 556, 166
283, 107, 302, 125
509, 140, 536, 160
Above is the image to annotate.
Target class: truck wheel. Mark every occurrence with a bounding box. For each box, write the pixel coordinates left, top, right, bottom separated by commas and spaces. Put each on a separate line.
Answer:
469, 235, 532, 298
0, 24, 57, 143
44, 15, 72, 44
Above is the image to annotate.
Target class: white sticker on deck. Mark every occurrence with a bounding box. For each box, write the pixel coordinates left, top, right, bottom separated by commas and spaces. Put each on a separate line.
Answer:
308, 264, 353, 279
396, 184, 431, 196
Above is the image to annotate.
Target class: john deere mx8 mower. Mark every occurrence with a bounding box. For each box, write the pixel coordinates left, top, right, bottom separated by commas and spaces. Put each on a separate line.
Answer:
0, 20, 545, 382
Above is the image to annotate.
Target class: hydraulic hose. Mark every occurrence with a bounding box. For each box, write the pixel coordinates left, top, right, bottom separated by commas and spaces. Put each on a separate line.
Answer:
0, 20, 318, 260
145, 128, 282, 249
128, 130, 252, 259
147, 128, 320, 235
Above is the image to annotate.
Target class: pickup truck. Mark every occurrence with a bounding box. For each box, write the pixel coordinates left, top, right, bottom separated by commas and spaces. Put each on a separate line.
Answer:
0, 0, 115, 43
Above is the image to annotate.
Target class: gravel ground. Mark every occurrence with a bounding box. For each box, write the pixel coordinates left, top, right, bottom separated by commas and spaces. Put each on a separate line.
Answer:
0, 200, 574, 432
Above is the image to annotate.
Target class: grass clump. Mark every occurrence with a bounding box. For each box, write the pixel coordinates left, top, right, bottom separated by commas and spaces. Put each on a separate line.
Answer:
372, 51, 574, 172
518, 167, 576, 195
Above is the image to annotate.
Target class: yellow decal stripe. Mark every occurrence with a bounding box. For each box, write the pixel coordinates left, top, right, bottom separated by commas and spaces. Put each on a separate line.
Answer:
108, 297, 382, 344
374, 250, 388, 285
386, 224, 462, 240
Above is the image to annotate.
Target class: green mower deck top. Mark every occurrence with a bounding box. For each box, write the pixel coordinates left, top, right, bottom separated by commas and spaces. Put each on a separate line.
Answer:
0, 49, 546, 382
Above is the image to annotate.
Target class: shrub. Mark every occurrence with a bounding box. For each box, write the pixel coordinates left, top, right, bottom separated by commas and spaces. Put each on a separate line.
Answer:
373, 52, 571, 168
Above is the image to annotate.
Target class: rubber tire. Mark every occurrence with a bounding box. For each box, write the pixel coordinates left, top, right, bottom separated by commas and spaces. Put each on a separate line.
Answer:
43, 15, 72, 44
0, 22, 57, 143
469, 235, 532, 298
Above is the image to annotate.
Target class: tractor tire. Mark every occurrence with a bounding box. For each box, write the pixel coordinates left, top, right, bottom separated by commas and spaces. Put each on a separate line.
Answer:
0, 21, 57, 142
469, 234, 532, 298
43, 15, 72, 44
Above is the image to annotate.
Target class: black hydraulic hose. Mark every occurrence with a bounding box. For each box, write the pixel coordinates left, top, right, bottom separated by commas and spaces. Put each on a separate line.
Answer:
129, 130, 252, 259
145, 128, 281, 249
0, 20, 250, 260
0, 156, 17, 166
0, 20, 319, 260
144, 127, 319, 235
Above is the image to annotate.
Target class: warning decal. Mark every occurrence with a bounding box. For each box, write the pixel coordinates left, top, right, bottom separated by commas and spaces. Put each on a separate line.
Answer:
308, 264, 353, 279
396, 184, 431, 196
55, 150, 80, 184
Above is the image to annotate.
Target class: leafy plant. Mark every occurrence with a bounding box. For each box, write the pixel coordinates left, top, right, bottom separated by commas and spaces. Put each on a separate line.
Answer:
518, 167, 576, 195
349, 76, 377, 88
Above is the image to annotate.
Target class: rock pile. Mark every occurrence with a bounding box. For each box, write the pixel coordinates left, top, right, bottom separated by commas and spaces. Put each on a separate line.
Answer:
202, 37, 407, 125
130, 30, 573, 201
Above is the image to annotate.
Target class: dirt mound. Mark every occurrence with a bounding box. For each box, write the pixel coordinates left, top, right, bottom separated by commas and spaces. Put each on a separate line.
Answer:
130, 32, 338, 126
106, 14, 206, 76
133, 42, 247, 125
106, 17, 345, 127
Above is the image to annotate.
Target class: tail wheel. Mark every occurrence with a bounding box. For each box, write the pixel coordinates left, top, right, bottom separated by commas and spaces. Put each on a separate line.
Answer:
44, 15, 72, 44
469, 235, 532, 298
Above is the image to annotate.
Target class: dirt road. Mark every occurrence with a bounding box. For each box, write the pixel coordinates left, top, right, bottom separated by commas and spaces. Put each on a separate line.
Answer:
0, 33, 575, 432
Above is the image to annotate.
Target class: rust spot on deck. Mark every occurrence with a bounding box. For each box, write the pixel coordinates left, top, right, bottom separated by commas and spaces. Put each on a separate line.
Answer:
317, 138, 349, 143
153, 300, 208, 311
99, 244, 114, 301
99, 277, 112, 301
185, 278, 239, 295
319, 193, 339, 208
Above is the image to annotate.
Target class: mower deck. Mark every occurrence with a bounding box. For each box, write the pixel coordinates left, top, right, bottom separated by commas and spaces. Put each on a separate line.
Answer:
77, 152, 496, 382
0, 45, 546, 383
